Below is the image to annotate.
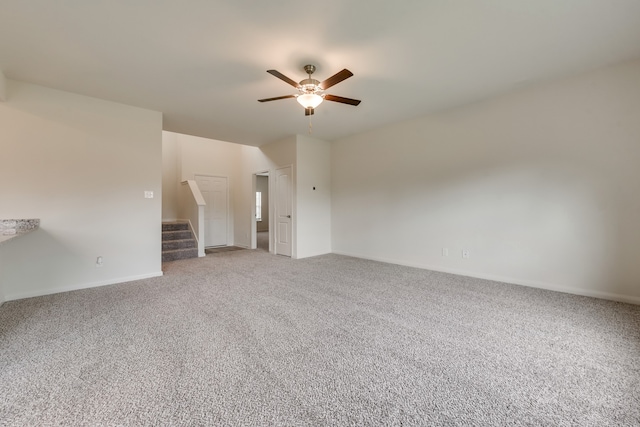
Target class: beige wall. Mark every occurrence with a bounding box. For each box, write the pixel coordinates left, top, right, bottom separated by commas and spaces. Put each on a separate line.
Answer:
296, 135, 332, 258
162, 132, 179, 221
332, 59, 640, 304
0, 80, 163, 301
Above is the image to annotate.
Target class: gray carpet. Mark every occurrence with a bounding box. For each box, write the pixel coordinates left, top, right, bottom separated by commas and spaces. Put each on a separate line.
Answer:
1, 251, 639, 426
257, 231, 269, 251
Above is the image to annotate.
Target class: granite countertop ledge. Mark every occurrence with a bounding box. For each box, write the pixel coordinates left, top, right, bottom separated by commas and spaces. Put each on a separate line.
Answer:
0, 219, 40, 244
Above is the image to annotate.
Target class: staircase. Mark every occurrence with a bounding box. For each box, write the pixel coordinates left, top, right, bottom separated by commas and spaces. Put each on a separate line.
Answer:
162, 222, 198, 262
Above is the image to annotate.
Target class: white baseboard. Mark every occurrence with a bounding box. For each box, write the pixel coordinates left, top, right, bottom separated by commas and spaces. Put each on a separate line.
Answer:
5, 271, 164, 302
331, 250, 640, 305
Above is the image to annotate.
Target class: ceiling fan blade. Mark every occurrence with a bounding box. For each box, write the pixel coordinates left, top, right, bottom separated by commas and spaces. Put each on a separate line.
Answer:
305, 107, 314, 116
319, 69, 353, 90
258, 95, 296, 102
324, 94, 361, 106
267, 70, 301, 88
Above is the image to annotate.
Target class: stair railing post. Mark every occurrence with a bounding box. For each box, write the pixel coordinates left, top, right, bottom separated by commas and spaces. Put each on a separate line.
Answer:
179, 180, 206, 258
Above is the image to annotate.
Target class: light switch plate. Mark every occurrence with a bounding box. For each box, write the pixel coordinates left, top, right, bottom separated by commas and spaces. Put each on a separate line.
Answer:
144, 191, 154, 199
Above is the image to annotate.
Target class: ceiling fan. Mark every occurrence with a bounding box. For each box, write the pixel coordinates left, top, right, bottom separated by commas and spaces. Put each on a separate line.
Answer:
258, 64, 361, 116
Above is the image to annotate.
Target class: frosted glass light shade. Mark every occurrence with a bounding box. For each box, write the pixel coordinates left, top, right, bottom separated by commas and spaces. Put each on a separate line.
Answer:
296, 93, 323, 109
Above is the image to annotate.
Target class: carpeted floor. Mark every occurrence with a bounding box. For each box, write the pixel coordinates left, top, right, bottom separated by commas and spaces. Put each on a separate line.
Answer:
203, 231, 268, 254
1, 251, 639, 426
257, 230, 269, 251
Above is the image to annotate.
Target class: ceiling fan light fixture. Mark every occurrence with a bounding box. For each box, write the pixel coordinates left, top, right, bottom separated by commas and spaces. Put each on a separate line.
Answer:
259, 65, 360, 115
296, 93, 323, 109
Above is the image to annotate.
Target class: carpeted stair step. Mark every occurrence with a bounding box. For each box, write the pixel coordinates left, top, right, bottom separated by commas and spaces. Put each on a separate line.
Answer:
161, 222, 198, 262
162, 247, 199, 262
162, 230, 193, 241
162, 222, 189, 232
162, 238, 197, 251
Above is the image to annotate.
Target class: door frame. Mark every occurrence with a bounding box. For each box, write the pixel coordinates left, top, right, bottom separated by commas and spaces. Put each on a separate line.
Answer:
274, 165, 294, 257
194, 174, 230, 247
250, 165, 294, 256
250, 170, 272, 252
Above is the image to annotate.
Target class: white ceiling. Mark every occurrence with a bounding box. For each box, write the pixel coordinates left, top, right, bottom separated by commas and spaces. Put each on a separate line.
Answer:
1, 1, 640, 146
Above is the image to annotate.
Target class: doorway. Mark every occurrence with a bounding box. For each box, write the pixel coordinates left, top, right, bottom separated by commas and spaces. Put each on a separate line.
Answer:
255, 172, 269, 251
194, 174, 228, 247
250, 166, 292, 257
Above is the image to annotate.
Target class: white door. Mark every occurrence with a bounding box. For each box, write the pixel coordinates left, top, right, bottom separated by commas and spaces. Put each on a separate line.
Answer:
275, 166, 292, 257
195, 175, 228, 247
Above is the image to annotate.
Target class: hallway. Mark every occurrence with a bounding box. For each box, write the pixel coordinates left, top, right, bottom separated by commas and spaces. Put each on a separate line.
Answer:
257, 231, 269, 251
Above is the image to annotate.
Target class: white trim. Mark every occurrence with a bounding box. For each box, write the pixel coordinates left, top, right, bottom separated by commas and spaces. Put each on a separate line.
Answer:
177, 218, 205, 257
250, 172, 258, 250
275, 164, 294, 258
182, 180, 205, 206
331, 250, 640, 306
251, 170, 271, 251
4, 271, 164, 302
179, 181, 205, 256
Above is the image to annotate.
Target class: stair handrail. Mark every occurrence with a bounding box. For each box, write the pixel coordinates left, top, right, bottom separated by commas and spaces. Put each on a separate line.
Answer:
178, 180, 206, 257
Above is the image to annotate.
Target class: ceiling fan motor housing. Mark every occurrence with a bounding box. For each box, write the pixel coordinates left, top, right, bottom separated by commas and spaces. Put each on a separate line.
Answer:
299, 78, 323, 94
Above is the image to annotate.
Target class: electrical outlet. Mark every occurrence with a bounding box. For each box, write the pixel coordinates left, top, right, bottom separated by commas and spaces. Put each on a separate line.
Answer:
144, 191, 154, 199
442, 248, 449, 257
462, 250, 470, 259
96, 256, 104, 267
